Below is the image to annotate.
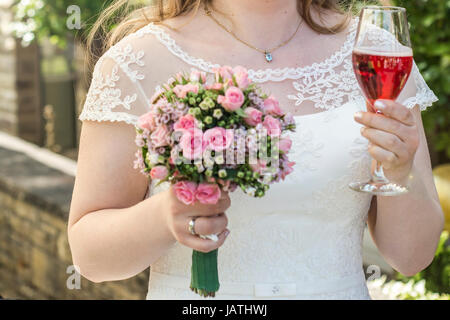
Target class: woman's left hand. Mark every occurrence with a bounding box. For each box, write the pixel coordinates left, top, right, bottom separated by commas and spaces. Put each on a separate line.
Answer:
354, 99, 420, 182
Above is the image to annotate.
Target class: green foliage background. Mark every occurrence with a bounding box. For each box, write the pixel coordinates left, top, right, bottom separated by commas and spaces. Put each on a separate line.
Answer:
12, 0, 115, 47
397, 231, 450, 294
393, 0, 450, 165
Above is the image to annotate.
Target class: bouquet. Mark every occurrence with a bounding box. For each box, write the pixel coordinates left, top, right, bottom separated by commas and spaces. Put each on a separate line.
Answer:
134, 66, 296, 297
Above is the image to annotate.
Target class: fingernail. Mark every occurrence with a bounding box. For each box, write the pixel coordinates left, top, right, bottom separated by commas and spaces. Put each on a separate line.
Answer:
224, 230, 230, 237
360, 127, 365, 134
354, 112, 362, 120
374, 100, 386, 110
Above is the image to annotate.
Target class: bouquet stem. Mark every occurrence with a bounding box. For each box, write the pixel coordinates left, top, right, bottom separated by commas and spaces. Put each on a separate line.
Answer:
190, 249, 219, 297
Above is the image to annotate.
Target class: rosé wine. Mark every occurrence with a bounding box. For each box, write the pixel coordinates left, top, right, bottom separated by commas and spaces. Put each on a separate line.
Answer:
352, 48, 413, 112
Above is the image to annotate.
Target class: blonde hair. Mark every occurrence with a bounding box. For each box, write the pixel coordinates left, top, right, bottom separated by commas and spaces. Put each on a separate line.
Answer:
86, 0, 351, 68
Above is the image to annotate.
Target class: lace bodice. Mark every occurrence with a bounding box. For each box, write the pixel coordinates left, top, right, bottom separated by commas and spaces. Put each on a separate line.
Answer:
79, 17, 438, 299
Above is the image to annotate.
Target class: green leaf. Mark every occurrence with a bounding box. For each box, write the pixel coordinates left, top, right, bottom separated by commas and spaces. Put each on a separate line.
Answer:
234, 108, 247, 118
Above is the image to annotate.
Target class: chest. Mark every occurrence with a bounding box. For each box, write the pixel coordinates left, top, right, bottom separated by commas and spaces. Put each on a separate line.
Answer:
141, 21, 360, 117
225, 98, 372, 224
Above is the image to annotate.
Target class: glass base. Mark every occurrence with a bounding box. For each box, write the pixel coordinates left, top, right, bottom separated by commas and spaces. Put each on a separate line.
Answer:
349, 180, 409, 196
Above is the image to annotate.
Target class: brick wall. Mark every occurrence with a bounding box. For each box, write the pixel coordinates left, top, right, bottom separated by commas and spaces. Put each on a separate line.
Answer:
0, 138, 149, 299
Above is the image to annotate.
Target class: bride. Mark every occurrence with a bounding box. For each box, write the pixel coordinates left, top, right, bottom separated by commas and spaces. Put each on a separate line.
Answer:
68, 0, 444, 299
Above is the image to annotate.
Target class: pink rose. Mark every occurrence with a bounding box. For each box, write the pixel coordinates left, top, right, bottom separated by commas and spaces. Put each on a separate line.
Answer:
279, 136, 292, 154
281, 161, 295, 180
195, 183, 221, 205
244, 107, 262, 126
203, 127, 234, 152
263, 96, 283, 116
214, 66, 233, 82
213, 83, 223, 90
150, 87, 164, 104
218, 86, 244, 112
205, 83, 223, 90
224, 78, 234, 87
262, 115, 282, 137
185, 83, 199, 94
172, 85, 185, 98
137, 111, 156, 131
283, 112, 295, 126
173, 181, 198, 205
189, 69, 206, 83
173, 84, 199, 98
233, 66, 251, 89
179, 128, 204, 160
174, 114, 197, 132
150, 124, 169, 147
175, 72, 184, 83
154, 97, 171, 111
150, 166, 168, 180
250, 159, 267, 174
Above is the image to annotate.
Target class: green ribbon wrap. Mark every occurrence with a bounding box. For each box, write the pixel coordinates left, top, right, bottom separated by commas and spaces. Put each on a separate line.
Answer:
190, 249, 219, 297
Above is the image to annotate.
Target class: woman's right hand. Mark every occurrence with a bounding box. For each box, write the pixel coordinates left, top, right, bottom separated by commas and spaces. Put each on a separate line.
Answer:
162, 187, 231, 253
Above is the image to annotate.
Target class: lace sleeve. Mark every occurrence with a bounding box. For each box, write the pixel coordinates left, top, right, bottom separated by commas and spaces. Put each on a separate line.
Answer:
79, 44, 149, 125
397, 61, 438, 111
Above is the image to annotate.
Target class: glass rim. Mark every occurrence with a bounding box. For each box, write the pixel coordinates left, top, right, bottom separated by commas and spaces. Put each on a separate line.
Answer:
362, 5, 406, 12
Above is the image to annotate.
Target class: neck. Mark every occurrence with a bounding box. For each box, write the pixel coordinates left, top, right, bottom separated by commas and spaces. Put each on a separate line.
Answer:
208, 0, 301, 49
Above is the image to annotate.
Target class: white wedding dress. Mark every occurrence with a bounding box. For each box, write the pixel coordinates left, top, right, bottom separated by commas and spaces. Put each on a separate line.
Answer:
79, 18, 438, 299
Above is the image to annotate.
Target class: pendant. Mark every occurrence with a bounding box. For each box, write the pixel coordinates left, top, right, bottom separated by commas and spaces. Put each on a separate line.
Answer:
264, 52, 273, 62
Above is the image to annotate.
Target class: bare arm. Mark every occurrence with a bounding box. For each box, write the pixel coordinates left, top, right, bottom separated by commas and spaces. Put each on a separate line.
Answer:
361, 104, 444, 276
68, 121, 230, 283
68, 121, 175, 282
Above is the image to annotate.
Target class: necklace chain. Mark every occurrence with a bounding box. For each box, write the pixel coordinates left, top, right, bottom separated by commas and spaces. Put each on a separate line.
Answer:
204, 4, 303, 62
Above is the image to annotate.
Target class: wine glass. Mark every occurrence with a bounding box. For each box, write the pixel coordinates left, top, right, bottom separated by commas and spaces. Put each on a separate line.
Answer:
349, 6, 413, 196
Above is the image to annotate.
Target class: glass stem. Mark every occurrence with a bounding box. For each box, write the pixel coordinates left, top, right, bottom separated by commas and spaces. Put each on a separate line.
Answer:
372, 161, 389, 183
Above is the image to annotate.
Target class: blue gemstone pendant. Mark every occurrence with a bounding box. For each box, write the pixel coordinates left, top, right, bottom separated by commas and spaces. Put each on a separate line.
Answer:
265, 52, 273, 62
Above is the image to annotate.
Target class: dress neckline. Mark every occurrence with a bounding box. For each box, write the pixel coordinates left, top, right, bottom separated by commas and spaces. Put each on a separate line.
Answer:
142, 18, 359, 83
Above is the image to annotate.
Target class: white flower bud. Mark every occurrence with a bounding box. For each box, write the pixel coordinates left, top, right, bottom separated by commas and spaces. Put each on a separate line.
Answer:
148, 153, 159, 165
196, 163, 205, 173
215, 155, 224, 165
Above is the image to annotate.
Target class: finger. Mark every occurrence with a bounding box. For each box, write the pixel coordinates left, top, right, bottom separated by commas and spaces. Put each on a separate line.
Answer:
219, 190, 229, 200
202, 194, 231, 213
373, 100, 415, 126
360, 127, 408, 159
216, 194, 231, 212
191, 213, 228, 236
367, 143, 398, 169
191, 196, 231, 216
354, 111, 410, 142
181, 229, 230, 253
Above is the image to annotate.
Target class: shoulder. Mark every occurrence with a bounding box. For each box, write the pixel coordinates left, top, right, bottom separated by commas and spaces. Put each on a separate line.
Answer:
81, 26, 165, 125
298, 11, 357, 61
96, 18, 199, 82
94, 24, 168, 77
